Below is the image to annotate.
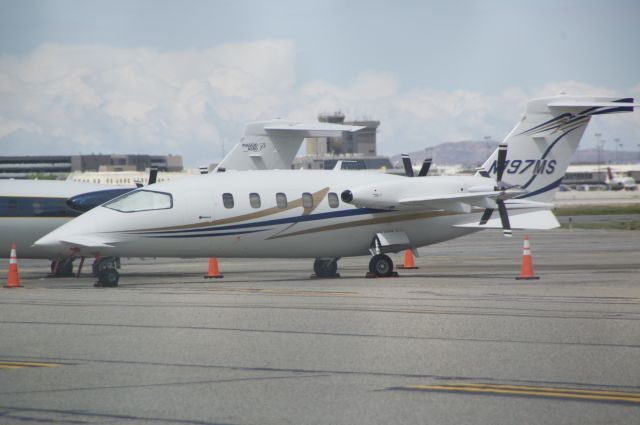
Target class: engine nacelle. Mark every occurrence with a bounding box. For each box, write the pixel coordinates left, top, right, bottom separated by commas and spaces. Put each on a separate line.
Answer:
340, 176, 500, 211
340, 181, 414, 210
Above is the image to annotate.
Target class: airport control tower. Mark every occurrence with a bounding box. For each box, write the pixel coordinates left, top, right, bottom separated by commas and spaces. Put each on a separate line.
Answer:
306, 112, 380, 156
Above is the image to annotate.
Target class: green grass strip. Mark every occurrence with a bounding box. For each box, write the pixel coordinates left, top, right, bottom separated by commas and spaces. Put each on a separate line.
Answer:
560, 221, 640, 231
555, 205, 640, 216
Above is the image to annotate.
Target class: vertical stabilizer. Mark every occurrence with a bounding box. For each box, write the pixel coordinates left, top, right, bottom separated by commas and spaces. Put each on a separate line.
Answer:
478, 96, 637, 203
215, 120, 364, 171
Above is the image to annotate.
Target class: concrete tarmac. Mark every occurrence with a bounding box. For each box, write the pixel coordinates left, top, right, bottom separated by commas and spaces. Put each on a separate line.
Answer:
0, 229, 639, 424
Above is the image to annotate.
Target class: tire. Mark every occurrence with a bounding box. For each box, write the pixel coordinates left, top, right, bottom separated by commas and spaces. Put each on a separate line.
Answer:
98, 268, 119, 287
369, 254, 393, 277
313, 258, 338, 277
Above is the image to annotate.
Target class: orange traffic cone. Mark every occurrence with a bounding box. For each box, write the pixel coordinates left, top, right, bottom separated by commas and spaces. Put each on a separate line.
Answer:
5, 243, 22, 288
397, 249, 418, 269
204, 257, 223, 279
516, 235, 539, 280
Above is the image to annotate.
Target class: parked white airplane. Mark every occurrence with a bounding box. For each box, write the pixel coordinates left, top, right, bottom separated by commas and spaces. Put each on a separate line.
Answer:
605, 167, 637, 191
34, 96, 638, 286
1, 123, 361, 275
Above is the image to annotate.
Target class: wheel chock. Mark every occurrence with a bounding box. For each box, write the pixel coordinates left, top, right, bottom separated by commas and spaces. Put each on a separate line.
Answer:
365, 271, 399, 279
310, 273, 341, 279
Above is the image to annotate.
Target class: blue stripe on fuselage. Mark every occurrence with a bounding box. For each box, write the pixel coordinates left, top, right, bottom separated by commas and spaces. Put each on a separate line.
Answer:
145, 229, 271, 238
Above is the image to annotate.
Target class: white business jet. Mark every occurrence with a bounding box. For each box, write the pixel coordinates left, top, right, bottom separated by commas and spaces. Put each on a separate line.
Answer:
1, 123, 361, 276
35, 96, 637, 286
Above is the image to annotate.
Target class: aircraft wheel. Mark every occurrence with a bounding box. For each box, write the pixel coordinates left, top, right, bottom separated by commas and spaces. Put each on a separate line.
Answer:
97, 268, 119, 287
369, 254, 393, 277
313, 258, 338, 277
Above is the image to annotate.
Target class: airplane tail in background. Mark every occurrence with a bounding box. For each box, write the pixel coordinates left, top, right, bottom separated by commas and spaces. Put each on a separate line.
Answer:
478, 96, 637, 203
215, 120, 364, 171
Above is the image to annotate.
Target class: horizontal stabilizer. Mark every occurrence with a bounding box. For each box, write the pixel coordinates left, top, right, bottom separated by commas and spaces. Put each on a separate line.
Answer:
454, 210, 560, 230
263, 122, 365, 137
548, 101, 639, 108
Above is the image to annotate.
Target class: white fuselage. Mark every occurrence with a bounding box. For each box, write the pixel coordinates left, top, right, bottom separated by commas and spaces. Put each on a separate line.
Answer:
36, 170, 505, 259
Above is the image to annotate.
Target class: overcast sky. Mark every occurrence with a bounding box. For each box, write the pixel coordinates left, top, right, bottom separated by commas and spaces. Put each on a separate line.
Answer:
1, 0, 639, 166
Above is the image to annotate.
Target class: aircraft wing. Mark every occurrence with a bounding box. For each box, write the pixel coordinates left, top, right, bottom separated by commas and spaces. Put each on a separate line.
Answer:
398, 192, 499, 212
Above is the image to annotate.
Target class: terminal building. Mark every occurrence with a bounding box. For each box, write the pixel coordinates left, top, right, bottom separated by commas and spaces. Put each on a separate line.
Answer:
0, 154, 183, 179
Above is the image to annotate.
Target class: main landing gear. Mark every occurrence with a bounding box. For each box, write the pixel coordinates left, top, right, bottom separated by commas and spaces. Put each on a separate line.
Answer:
312, 258, 340, 278
368, 254, 395, 278
310, 254, 401, 278
93, 257, 120, 287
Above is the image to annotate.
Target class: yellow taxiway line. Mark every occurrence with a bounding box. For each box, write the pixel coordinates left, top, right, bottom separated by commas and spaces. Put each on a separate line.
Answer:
396, 383, 640, 404
0, 361, 62, 370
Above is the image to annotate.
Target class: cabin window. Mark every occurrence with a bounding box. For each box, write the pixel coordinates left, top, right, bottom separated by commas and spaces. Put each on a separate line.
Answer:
222, 193, 234, 209
104, 190, 172, 212
276, 192, 287, 209
302, 192, 313, 209
328, 192, 339, 208
249, 193, 261, 209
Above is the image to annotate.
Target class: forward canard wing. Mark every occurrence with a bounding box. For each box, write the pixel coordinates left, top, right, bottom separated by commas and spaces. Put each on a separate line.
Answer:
33, 234, 116, 251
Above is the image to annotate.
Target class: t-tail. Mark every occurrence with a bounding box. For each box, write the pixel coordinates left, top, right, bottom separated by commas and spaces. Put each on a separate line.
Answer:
477, 96, 638, 203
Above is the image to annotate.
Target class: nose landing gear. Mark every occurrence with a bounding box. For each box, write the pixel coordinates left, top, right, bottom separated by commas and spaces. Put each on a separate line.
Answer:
93, 257, 120, 287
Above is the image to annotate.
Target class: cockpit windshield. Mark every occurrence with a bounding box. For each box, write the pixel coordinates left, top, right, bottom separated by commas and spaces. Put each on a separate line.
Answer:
103, 190, 172, 212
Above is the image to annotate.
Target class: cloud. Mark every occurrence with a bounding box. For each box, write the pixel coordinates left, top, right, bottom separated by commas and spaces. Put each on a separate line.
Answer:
0, 41, 639, 166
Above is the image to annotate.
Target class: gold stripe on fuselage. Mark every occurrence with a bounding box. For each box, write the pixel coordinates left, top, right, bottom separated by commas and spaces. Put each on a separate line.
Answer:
126, 187, 330, 233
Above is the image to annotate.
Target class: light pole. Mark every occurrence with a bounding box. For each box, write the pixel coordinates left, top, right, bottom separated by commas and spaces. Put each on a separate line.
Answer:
595, 133, 602, 173
614, 138, 620, 164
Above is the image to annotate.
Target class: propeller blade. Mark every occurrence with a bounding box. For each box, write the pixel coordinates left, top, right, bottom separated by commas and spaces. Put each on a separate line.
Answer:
497, 200, 512, 237
401, 154, 414, 177
148, 167, 158, 185
418, 158, 432, 177
479, 208, 494, 225
496, 143, 508, 183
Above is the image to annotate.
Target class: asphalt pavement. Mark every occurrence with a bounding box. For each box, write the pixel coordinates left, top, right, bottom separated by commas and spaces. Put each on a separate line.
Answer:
0, 228, 639, 424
